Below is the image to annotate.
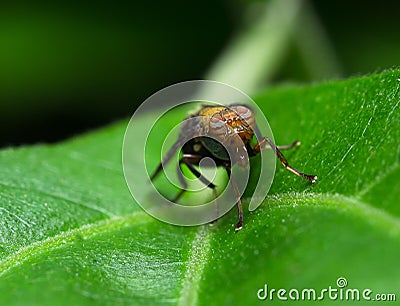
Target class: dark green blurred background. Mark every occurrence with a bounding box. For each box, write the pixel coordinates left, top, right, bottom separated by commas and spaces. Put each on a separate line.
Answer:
1, 0, 399, 147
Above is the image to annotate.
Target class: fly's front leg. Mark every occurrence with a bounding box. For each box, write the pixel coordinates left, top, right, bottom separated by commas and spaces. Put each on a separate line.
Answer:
174, 154, 218, 206
225, 165, 243, 231
253, 137, 317, 183
180, 154, 217, 191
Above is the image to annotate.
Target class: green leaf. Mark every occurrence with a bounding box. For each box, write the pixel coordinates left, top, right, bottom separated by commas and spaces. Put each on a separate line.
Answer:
1, 69, 399, 305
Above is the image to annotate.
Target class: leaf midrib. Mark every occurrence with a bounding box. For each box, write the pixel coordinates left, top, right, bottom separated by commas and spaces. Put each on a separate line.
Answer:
1, 192, 399, 296
178, 226, 212, 306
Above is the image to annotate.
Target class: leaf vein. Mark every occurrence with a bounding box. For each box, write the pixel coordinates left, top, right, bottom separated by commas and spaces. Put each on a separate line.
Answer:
0, 181, 116, 217
263, 192, 400, 235
178, 226, 212, 306
0, 211, 151, 277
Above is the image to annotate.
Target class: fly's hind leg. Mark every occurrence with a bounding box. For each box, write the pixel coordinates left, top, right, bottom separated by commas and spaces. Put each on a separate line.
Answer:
150, 138, 187, 181
172, 160, 189, 202
276, 140, 301, 150
254, 124, 301, 151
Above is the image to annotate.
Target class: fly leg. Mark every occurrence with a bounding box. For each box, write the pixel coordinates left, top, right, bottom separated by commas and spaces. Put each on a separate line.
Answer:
253, 137, 317, 183
173, 155, 218, 221
150, 138, 187, 181
172, 160, 189, 202
276, 140, 301, 150
254, 124, 301, 151
225, 165, 243, 231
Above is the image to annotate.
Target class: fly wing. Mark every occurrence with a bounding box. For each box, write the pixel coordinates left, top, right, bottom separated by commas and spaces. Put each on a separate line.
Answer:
151, 114, 200, 180
178, 114, 202, 139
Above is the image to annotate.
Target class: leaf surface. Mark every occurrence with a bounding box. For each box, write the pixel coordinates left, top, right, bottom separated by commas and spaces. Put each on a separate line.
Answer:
1, 70, 399, 305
